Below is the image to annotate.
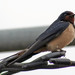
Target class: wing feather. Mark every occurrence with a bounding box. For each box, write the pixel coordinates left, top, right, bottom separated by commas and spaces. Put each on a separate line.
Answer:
36, 21, 69, 41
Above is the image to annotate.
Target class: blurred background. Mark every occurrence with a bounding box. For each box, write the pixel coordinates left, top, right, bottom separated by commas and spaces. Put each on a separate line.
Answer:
0, 0, 75, 75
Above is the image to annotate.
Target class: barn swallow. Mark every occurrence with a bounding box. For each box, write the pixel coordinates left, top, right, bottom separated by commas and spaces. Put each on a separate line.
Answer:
8, 11, 75, 64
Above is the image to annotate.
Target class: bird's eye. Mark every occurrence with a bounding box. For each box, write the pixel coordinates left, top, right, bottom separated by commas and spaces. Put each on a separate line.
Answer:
64, 14, 67, 16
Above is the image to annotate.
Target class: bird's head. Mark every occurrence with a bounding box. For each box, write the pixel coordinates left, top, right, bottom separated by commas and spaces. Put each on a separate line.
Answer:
58, 11, 75, 26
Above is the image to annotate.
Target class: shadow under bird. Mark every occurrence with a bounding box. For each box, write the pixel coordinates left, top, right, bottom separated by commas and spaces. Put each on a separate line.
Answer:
8, 11, 75, 65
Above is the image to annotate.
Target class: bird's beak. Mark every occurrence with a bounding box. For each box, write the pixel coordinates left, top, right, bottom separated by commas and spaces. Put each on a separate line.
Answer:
69, 14, 75, 17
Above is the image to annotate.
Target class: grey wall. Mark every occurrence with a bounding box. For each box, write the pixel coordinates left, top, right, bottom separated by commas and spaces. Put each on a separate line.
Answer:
0, 26, 48, 51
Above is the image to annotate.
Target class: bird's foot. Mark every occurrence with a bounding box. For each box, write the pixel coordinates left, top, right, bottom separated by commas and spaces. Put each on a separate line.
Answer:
60, 49, 66, 53
51, 49, 66, 57
51, 49, 66, 53
59, 49, 66, 57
